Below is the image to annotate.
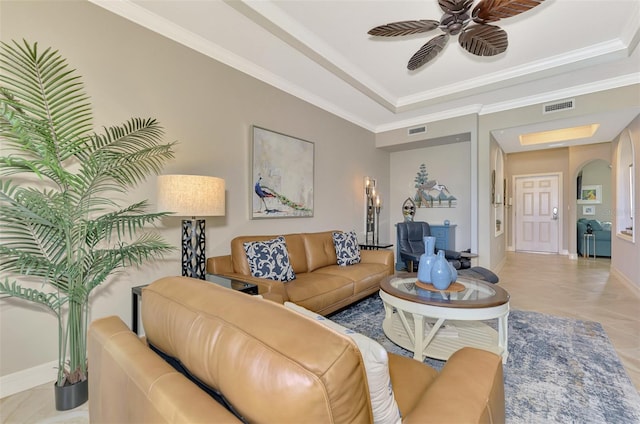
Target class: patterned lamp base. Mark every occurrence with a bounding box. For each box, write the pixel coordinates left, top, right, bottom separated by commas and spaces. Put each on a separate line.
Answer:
182, 219, 206, 279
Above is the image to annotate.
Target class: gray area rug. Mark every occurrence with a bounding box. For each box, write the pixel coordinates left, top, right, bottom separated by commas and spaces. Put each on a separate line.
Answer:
330, 294, 640, 424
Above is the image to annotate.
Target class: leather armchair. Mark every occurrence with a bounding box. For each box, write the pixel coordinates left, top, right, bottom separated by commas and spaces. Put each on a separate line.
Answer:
397, 221, 467, 271
397, 221, 500, 284
88, 277, 505, 423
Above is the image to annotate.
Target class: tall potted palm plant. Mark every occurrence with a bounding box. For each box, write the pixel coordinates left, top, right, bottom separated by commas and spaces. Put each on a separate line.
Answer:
0, 40, 175, 410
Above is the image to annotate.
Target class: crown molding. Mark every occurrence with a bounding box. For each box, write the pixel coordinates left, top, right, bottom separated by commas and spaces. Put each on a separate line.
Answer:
88, 0, 377, 131
89, 0, 640, 136
480, 74, 640, 115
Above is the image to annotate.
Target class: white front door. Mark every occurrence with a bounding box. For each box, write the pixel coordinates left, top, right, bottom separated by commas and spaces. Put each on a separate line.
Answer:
514, 174, 560, 253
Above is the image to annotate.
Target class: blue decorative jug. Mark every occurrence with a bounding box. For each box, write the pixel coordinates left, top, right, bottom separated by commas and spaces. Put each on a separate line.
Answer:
449, 260, 458, 284
417, 236, 437, 283
431, 250, 453, 290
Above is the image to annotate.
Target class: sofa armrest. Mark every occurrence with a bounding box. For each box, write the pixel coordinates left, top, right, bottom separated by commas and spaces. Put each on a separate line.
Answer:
361, 249, 394, 269
402, 347, 505, 424
207, 255, 234, 274
360, 249, 394, 277
207, 272, 288, 303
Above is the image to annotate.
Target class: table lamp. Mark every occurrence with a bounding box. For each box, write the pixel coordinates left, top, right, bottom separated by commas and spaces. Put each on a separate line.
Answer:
157, 174, 225, 279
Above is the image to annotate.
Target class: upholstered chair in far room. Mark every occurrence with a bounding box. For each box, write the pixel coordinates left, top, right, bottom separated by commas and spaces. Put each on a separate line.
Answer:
396, 221, 499, 284
397, 221, 467, 271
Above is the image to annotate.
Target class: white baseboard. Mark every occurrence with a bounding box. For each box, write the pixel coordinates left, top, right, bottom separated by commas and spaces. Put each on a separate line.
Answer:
610, 267, 640, 295
0, 360, 57, 399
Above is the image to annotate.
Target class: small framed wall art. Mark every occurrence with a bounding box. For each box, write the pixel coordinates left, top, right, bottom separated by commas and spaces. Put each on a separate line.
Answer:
578, 184, 602, 204
251, 126, 314, 219
582, 205, 595, 216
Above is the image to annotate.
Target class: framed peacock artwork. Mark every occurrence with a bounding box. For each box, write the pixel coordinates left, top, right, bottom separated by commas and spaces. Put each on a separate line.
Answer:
251, 126, 314, 219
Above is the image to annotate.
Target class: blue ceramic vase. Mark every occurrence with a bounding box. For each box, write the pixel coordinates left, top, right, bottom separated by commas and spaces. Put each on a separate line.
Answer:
417, 236, 437, 283
431, 250, 453, 290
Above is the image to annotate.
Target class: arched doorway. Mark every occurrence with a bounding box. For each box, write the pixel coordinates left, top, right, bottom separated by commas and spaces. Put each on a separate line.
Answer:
576, 159, 612, 258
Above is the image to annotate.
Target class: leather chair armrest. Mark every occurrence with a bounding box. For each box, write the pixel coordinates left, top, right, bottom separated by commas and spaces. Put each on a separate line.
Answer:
89, 316, 242, 423
399, 252, 421, 263
439, 249, 461, 260
388, 353, 438, 416
402, 348, 505, 424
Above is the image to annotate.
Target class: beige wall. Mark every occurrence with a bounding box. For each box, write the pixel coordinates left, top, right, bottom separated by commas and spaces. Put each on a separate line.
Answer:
2, 0, 639, 394
0, 1, 389, 384
482, 86, 639, 267
612, 114, 640, 286
505, 148, 571, 253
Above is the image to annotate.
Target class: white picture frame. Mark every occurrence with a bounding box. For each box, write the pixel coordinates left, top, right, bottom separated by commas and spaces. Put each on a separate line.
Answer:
582, 205, 595, 215
578, 185, 602, 204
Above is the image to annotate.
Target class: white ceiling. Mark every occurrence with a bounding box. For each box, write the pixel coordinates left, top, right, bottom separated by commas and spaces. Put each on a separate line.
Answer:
92, 0, 640, 152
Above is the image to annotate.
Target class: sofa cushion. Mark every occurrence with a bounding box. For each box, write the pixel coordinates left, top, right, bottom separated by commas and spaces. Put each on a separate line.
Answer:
588, 220, 603, 231
303, 231, 339, 272
232, 234, 308, 275
284, 273, 355, 311
314, 262, 389, 295
243, 236, 296, 282
332, 230, 361, 266
285, 302, 402, 424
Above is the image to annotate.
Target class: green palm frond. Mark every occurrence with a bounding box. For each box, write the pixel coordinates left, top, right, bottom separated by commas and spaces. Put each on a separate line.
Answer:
0, 278, 65, 312
0, 40, 176, 387
0, 40, 93, 184
82, 118, 176, 187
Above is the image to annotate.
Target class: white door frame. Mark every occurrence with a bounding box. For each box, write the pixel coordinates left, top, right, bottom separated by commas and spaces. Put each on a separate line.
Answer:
511, 172, 564, 254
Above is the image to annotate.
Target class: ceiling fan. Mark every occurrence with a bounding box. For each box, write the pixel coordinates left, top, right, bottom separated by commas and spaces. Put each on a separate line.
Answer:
368, 0, 546, 70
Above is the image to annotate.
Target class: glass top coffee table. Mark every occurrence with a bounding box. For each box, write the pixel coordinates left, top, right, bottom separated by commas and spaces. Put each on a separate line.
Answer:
379, 273, 510, 363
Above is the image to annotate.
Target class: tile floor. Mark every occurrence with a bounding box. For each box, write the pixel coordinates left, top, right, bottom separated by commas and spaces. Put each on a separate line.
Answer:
1, 252, 638, 423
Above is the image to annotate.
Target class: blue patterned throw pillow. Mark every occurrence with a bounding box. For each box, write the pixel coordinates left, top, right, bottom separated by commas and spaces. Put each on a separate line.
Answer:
243, 236, 296, 282
332, 231, 361, 266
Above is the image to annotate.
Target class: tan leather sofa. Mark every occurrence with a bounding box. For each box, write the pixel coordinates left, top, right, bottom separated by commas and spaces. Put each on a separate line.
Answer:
206, 230, 394, 315
89, 277, 505, 424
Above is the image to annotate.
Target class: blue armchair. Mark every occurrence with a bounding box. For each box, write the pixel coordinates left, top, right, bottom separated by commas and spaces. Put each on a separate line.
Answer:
397, 221, 466, 271
577, 218, 611, 257
396, 222, 499, 283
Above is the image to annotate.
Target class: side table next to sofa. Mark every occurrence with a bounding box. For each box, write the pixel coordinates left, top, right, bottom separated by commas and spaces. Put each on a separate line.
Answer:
130, 274, 258, 334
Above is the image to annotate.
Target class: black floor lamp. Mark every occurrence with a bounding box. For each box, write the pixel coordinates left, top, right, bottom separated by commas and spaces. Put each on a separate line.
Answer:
157, 174, 225, 279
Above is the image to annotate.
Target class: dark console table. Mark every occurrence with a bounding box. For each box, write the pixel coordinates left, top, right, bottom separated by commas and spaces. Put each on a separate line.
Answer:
359, 242, 393, 250
131, 275, 258, 334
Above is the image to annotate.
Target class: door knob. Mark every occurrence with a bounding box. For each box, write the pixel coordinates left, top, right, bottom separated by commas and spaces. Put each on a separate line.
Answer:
552, 207, 558, 220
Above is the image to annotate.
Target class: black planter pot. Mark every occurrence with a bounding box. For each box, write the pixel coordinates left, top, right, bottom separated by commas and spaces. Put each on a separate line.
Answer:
54, 378, 88, 411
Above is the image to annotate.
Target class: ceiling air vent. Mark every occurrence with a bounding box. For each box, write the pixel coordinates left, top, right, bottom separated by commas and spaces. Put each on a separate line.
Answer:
408, 125, 426, 136
543, 99, 575, 114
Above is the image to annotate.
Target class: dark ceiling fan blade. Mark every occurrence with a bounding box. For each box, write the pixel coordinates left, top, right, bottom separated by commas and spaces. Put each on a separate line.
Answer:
459, 24, 508, 56
472, 0, 545, 24
439, 0, 474, 15
368, 20, 439, 37
408, 34, 450, 70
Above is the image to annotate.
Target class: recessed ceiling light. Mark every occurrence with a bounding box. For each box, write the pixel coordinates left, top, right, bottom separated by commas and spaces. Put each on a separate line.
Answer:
519, 124, 600, 146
